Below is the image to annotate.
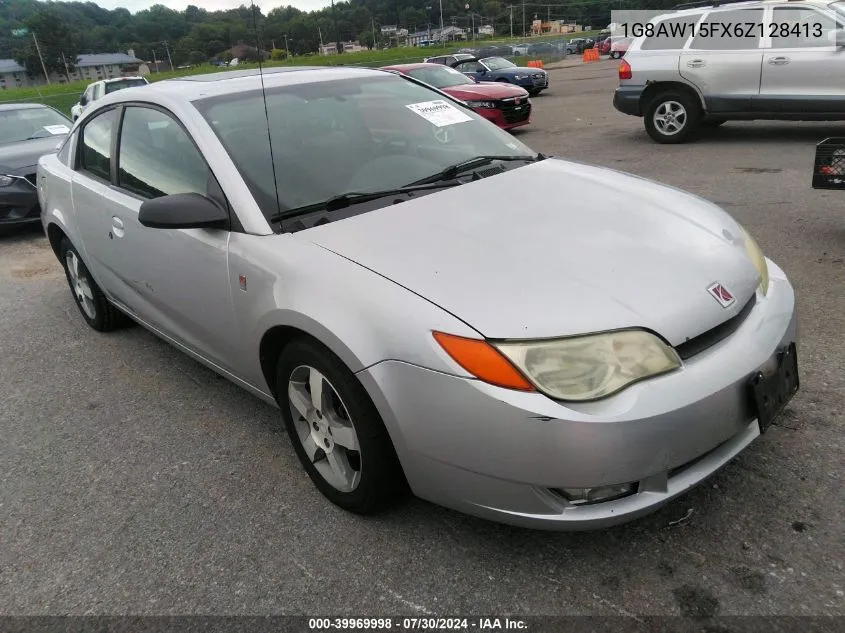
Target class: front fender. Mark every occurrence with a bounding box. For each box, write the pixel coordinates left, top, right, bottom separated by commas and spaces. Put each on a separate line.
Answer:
228, 232, 481, 394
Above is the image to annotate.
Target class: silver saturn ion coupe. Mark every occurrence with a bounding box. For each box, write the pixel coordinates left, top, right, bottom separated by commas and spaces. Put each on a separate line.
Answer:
37, 67, 798, 530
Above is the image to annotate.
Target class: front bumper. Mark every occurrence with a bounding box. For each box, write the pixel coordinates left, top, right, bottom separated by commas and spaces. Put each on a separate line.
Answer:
0, 179, 40, 227
358, 260, 797, 530
475, 101, 531, 130
613, 85, 646, 117
516, 75, 548, 91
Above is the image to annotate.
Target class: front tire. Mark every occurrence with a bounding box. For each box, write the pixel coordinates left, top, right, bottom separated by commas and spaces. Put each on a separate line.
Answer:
60, 238, 127, 331
276, 339, 406, 514
644, 91, 701, 144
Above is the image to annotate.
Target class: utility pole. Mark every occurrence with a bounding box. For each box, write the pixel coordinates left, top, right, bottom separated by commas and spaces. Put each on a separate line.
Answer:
31, 30, 50, 84
61, 51, 71, 83
331, 0, 341, 54
152, 49, 159, 72
372, 18, 377, 49
318, 26, 324, 55
163, 40, 173, 71
439, 0, 444, 33
509, 5, 513, 38
284, 33, 290, 58
522, 0, 525, 38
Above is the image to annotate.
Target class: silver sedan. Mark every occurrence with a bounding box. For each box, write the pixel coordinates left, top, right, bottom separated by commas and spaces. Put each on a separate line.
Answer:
37, 66, 798, 530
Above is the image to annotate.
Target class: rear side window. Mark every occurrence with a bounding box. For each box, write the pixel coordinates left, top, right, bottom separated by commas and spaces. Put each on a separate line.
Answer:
690, 9, 764, 50
105, 79, 147, 94
79, 108, 117, 181
641, 16, 699, 50
770, 7, 840, 48
117, 106, 211, 199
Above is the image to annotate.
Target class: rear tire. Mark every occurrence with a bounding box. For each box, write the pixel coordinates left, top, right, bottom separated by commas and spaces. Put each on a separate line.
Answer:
276, 338, 407, 515
60, 237, 127, 331
644, 90, 701, 144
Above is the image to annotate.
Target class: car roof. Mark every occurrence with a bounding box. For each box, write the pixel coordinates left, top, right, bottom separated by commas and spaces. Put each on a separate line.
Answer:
665, 0, 836, 15
139, 66, 393, 102
383, 63, 444, 71
0, 102, 50, 111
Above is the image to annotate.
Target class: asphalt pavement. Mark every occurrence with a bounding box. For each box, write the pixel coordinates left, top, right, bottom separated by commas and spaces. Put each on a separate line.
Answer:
1, 62, 843, 617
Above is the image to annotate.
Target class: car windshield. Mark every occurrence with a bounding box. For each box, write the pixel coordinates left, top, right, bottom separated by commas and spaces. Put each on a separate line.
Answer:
0, 106, 71, 144
194, 74, 535, 223
832, 1, 845, 19
482, 57, 516, 70
406, 65, 475, 89
104, 78, 147, 94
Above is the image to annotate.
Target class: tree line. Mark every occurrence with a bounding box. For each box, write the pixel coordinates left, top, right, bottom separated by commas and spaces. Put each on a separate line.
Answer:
0, 0, 684, 76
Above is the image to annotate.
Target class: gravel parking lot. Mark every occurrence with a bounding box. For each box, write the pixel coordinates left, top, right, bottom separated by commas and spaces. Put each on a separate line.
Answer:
1, 61, 843, 618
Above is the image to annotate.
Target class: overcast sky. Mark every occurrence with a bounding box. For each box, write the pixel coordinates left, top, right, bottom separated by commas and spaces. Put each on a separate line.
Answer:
93, 1, 334, 13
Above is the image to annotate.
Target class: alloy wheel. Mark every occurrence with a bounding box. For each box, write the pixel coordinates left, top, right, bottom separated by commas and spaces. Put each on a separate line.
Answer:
288, 365, 362, 492
653, 100, 687, 136
65, 250, 96, 320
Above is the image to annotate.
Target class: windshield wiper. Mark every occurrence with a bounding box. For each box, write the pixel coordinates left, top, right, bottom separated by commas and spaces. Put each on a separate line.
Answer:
270, 181, 460, 223
407, 153, 547, 186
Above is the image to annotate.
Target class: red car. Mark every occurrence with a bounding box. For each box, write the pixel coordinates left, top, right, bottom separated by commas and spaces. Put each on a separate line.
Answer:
598, 37, 612, 56
381, 63, 531, 131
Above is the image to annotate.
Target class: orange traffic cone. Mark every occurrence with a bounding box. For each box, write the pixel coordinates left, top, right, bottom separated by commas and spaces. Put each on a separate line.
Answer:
534, 60, 544, 68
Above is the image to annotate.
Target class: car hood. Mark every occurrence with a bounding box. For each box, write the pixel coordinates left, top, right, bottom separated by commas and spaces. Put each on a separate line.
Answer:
506, 66, 545, 74
302, 158, 761, 345
444, 82, 529, 100
0, 136, 66, 173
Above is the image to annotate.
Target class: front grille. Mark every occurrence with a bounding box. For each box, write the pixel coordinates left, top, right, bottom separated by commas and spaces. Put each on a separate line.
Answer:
498, 99, 531, 124
675, 295, 756, 360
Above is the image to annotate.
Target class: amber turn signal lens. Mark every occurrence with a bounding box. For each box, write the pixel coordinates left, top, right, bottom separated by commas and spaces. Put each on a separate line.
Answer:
619, 59, 632, 80
432, 331, 535, 392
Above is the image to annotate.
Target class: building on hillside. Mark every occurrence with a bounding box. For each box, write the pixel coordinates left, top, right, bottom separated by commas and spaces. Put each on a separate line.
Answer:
0, 51, 144, 88
74, 52, 144, 82
407, 26, 465, 46
0, 59, 34, 89
217, 42, 270, 63
478, 24, 495, 36
319, 41, 368, 55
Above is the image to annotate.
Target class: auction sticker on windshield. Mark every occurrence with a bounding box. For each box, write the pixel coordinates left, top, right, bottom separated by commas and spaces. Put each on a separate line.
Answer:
406, 100, 473, 127
43, 125, 70, 135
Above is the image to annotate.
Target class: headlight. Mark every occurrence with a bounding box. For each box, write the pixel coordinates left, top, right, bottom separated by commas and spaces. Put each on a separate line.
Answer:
741, 227, 769, 296
0, 175, 15, 187
494, 329, 681, 401
464, 100, 496, 109
513, 74, 526, 80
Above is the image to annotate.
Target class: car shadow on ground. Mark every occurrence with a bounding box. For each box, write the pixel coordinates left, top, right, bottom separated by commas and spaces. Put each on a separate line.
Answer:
0, 223, 43, 242
693, 123, 845, 145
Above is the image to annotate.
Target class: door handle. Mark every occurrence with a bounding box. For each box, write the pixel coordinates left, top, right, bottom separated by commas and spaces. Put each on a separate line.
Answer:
768, 56, 790, 65
111, 215, 125, 238
686, 59, 706, 68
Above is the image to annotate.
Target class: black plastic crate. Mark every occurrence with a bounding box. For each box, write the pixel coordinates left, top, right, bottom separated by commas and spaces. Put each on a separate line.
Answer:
812, 137, 845, 189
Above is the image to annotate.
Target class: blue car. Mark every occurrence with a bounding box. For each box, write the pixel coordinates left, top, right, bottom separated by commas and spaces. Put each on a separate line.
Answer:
450, 56, 549, 96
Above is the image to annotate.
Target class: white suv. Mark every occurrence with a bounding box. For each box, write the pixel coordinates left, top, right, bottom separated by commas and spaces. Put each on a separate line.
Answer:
70, 77, 149, 121
613, 0, 845, 143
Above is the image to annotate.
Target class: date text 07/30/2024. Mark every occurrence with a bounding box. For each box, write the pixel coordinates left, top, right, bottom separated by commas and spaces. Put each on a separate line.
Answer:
308, 618, 528, 630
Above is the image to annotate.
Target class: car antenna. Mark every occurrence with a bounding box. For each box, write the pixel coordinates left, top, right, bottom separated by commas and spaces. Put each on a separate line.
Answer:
249, 0, 283, 221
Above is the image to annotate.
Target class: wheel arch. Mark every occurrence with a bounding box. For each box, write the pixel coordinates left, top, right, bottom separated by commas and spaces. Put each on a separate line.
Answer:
46, 222, 68, 260
640, 81, 705, 114
258, 312, 370, 403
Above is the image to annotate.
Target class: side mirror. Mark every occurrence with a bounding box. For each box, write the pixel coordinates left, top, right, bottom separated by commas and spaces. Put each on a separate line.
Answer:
812, 137, 845, 189
79, 95, 88, 105
138, 193, 229, 229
